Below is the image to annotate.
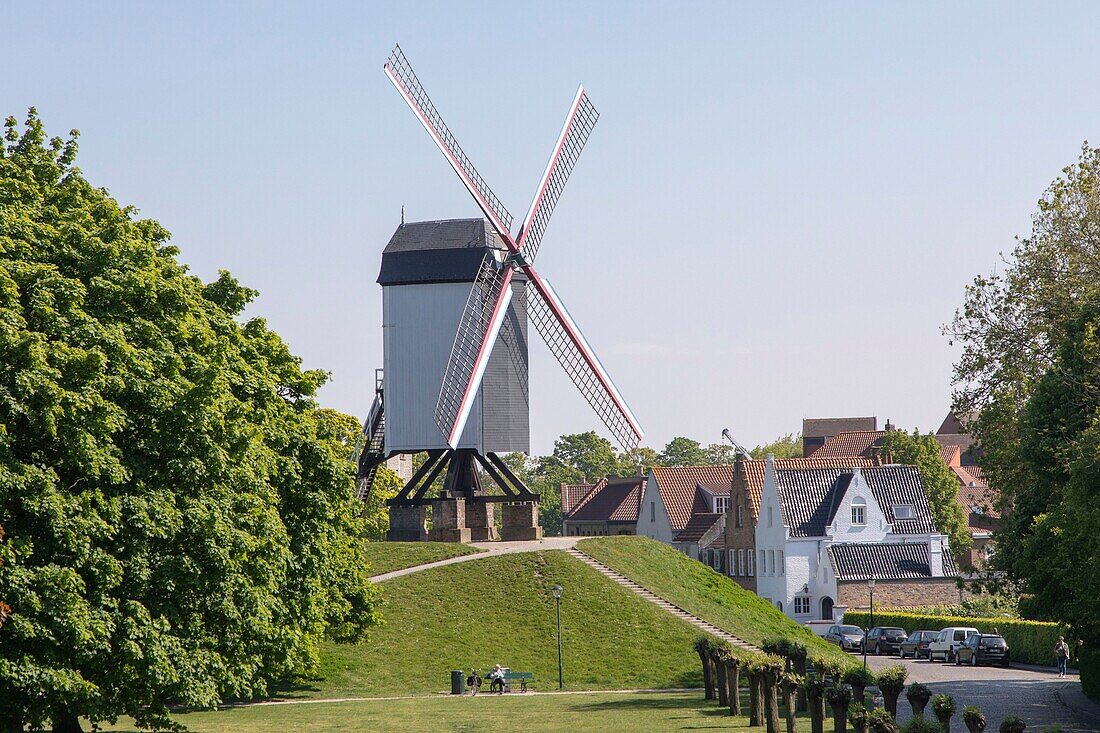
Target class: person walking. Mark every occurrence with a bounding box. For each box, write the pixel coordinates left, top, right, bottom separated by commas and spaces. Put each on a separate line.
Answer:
1056, 636, 1070, 678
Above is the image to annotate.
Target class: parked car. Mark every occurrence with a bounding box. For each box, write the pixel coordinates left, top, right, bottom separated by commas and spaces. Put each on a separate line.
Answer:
805, 620, 835, 638
825, 624, 866, 652
928, 627, 980, 662
956, 634, 1010, 667
899, 630, 939, 659
864, 627, 909, 655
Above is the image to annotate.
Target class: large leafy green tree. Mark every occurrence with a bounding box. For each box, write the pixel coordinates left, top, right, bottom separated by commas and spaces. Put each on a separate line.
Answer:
658, 436, 708, 466
0, 110, 380, 731
750, 433, 803, 459
879, 430, 971, 564
947, 143, 1100, 626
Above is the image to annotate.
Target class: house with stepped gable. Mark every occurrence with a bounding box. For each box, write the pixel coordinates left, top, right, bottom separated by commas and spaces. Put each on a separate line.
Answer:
755, 458, 961, 622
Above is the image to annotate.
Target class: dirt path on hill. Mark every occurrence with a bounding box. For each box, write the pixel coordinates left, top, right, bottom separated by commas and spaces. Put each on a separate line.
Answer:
368, 537, 582, 582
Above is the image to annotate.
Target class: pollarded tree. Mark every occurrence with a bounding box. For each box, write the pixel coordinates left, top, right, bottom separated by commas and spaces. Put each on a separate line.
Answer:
0, 110, 380, 731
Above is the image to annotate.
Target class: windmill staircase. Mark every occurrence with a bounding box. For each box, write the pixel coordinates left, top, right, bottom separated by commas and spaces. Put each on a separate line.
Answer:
354, 369, 387, 501
566, 547, 759, 653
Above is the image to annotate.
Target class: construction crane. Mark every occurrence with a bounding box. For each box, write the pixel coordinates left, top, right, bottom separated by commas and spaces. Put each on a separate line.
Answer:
721, 428, 752, 459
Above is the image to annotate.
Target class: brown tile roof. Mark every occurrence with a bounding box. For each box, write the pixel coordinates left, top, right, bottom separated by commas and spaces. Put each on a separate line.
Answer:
736, 456, 876, 518
562, 482, 599, 516
568, 476, 646, 523
810, 430, 886, 458
935, 433, 979, 464
939, 443, 961, 467
651, 465, 735, 531
802, 417, 878, 439
673, 512, 725, 543
951, 466, 1000, 520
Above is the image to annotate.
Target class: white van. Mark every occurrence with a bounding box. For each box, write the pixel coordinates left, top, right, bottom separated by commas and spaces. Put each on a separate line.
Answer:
805, 620, 834, 638
928, 627, 979, 662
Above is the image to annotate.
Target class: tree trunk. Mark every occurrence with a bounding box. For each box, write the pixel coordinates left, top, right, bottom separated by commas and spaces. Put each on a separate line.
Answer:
830, 699, 848, 733
882, 690, 901, 719
728, 662, 742, 716
794, 658, 808, 712
910, 699, 928, 718
52, 710, 83, 733
698, 651, 715, 700
809, 690, 825, 733
755, 674, 767, 726
716, 659, 729, 707
783, 686, 798, 733
748, 672, 762, 727
936, 712, 952, 733
851, 683, 866, 709
765, 671, 782, 733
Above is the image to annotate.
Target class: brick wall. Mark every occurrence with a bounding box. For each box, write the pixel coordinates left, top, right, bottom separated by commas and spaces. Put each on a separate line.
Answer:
724, 472, 757, 592
837, 577, 965, 610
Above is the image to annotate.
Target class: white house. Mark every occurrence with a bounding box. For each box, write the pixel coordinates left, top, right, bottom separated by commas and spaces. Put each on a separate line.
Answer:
637, 464, 733, 557
755, 455, 959, 622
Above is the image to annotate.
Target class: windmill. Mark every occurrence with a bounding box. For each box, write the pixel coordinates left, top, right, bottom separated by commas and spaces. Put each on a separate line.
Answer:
356, 45, 644, 542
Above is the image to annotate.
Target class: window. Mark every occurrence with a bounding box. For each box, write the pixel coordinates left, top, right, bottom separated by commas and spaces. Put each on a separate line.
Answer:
716, 496, 729, 515
794, 596, 810, 615
768, 505, 774, 528
737, 505, 744, 528
779, 551, 785, 576
851, 497, 866, 526
768, 549, 775, 576
728, 550, 736, 575
759, 550, 766, 574
737, 549, 744, 576
747, 551, 754, 576
892, 504, 914, 520
650, 502, 655, 522
776, 601, 783, 612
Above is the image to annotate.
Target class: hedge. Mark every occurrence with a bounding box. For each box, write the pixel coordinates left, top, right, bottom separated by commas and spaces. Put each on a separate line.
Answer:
843, 610, 1067, 667
1079, 646, 1100, 702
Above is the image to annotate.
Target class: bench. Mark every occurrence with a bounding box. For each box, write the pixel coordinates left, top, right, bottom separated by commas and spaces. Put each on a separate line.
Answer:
503, 671, 533, 693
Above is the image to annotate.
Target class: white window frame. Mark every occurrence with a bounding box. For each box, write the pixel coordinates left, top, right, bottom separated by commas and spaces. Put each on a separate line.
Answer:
779, 550, 785, 576
747, 550, 754, 576
768, 505, 774, 528
851, 497, 866, 526
716, 496, 729, 515
892, 504, 914, 520
794, 596, 810, 615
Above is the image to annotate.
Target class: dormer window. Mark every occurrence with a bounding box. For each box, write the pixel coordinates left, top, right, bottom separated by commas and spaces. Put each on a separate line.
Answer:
716, 496, 729, 515
892, 504, 914, 520
851, 497, 866, 526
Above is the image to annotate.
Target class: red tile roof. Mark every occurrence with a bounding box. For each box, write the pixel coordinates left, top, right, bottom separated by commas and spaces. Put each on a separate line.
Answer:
736, 456, 876, 517
951, 466, 1000, 520
673, 512, 725, 543
810, 430, 886, 458
939, 443, 961, 467
651, 465, 735, 531
568, 476, 646, 523
561, 482, 599, 516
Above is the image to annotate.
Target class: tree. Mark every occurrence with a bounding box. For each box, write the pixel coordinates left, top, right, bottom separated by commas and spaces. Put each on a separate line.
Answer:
704, 442, 738, 464
947, 143, 1100, 626
659, 436, 708, 466
879, 430, 971, 564
752, 433, 803, 459
0, 110, 380, 731
548, 431, 625, 480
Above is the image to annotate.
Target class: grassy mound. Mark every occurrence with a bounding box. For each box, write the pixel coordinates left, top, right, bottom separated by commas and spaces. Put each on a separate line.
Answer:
578, 536, 849, 664
304, 550, 704, 697
364, 541, 483, 576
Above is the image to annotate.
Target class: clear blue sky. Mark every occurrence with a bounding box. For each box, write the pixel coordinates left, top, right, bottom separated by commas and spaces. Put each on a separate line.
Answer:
7, 2, 1099, 454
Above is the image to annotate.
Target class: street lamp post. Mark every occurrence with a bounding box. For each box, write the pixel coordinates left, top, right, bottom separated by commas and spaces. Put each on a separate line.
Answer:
863, 577, 876, 670
552, 584, 564, 690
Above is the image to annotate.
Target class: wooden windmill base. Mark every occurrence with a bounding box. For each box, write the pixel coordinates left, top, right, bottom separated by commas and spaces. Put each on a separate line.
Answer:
385, 449, 542, 543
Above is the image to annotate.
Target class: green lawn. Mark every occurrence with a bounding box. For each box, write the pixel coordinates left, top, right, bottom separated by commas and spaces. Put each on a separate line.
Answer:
97, 692, 783, 732
578, 536, 851, 665
292, 550, 704, 698
363, 541, 483, 576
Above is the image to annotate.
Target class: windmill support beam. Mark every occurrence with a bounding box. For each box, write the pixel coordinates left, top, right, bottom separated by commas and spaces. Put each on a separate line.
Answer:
385, 449, 542, 542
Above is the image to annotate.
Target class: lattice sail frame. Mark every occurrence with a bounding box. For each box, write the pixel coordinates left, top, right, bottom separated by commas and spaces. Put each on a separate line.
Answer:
386, 44, 644, 451
434, 252, 514, 447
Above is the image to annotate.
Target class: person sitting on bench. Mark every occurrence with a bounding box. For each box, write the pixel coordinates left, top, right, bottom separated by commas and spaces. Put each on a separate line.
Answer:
487, 664, 506, 693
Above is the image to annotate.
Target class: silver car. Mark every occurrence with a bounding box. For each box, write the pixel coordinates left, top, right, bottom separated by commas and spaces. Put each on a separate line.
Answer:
825, 624, 865, 652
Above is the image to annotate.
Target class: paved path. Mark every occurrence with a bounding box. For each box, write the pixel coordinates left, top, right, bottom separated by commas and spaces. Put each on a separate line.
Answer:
567, 548, 759, 653
369, 537, 582, 582
860, 650, 1100, 732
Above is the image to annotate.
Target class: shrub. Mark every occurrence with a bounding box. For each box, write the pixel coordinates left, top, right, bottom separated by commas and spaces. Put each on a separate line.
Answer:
998, 716, 1026, 733
850, 702, 871, 732
901, 718, 943, 733
907, 683, 932, 716
877, 664, 908, 692
1079, 645, 1100, 702
763, 636, 793, 657
843, 610, 1064, 667
825, 684, 853, 706
870, 708, 901, 733
962, 706, 987, 733
932, 694, 956, 717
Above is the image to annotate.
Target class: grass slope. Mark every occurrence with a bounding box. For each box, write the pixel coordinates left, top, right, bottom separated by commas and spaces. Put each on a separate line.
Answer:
363, 541, 483, 576
578, 536, 850, 664
99, 692, 780, 732
300, 550, 704, 697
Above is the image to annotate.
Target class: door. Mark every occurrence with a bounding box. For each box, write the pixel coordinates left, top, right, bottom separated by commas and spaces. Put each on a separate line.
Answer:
821, 597, 834, 621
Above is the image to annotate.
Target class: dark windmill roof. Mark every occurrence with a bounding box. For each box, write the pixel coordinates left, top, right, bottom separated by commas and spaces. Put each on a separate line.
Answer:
829, 542, 959, 580
378, 218, 513, 285
775, 464, 938, 538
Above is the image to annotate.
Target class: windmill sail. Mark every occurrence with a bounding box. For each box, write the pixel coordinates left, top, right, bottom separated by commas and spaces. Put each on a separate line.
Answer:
523, 272, 644, 451
435, 253, 515, 448
517, 86, 599, 264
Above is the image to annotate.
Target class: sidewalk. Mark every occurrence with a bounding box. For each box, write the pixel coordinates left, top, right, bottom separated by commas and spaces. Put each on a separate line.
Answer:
369, 537, 581, 582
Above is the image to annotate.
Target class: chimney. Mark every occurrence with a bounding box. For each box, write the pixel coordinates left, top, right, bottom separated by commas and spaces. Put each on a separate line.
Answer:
929, 536, 944, 577
885, 419, 895, 432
